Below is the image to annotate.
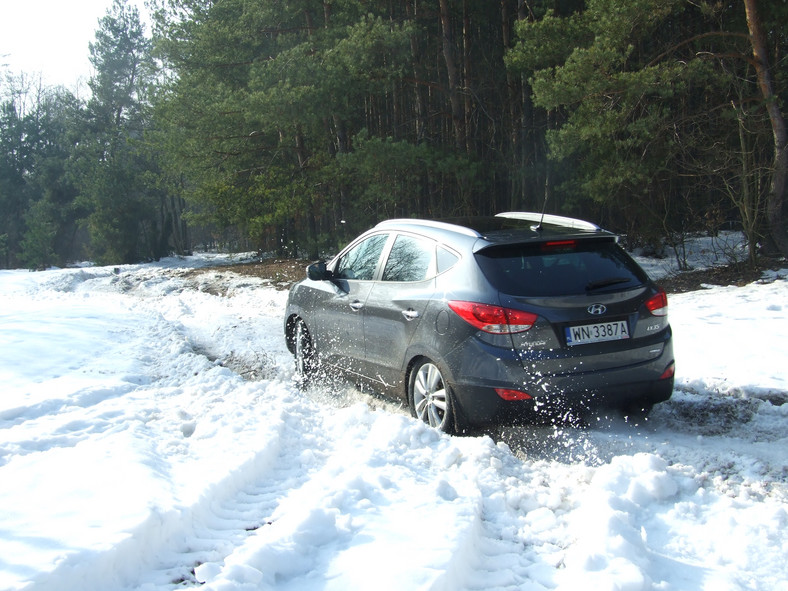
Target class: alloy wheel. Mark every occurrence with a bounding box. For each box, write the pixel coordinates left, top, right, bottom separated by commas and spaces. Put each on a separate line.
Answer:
412, 362, 450, 431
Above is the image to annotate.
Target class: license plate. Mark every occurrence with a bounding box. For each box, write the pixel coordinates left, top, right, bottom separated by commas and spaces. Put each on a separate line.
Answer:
565, 320, 629, 346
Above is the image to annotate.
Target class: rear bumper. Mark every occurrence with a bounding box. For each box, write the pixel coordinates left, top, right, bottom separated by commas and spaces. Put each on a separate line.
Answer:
453, 376, 674, 425
447, 334, 675, 425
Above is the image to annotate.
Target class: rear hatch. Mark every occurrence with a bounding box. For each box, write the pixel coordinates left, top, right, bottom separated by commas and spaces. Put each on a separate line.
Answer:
474, 238, 669, 374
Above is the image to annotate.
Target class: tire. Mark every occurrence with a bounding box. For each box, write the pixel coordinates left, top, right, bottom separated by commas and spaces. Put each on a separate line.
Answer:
293, 318, 317, 383
408, 359, 461, 434
622, 402, 653, 423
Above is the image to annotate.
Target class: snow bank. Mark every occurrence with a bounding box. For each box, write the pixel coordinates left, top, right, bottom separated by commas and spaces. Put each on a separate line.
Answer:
1, 248, 787, 591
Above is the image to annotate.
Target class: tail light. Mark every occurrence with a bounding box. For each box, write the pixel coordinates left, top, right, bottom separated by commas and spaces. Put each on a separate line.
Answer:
645, 288, 668, 317
448, 301, 538, 334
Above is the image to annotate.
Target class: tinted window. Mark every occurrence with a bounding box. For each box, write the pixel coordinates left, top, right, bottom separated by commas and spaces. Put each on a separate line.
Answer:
335, 234, 388, 280
475, 240, 648, 297
382, 235, 433, 282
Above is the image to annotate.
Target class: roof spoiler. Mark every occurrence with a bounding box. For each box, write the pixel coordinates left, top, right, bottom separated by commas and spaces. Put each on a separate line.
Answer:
496, 211, 601, 232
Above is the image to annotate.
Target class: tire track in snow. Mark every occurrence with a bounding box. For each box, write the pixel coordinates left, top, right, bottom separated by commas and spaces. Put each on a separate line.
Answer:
20, 381, 334, 591
131, 401, 334, 589
447, 449, 574, 591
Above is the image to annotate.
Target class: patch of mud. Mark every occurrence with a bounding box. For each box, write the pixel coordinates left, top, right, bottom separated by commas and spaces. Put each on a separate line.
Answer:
191, 344, 278, 382
219, 351, 278, 381
186, 256, 785, 294
657, 259, 783, 293
659, 389, 759, 436
183, 259, 311, 291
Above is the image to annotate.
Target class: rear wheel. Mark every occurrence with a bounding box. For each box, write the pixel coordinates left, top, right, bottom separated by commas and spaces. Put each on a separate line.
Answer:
293, 318, 317, 383
408, 360, 460, 434
622, 402, 653, 423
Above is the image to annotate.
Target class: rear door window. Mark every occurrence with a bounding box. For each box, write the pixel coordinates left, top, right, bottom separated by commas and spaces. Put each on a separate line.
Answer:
382, 234, 434, 282
475, 240, 648, 297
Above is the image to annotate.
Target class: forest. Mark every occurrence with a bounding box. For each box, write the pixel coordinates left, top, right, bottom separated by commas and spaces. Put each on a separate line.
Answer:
1, 0, 786, 269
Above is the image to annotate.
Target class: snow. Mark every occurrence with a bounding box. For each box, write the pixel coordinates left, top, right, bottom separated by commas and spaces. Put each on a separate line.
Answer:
1, 238, 787, 591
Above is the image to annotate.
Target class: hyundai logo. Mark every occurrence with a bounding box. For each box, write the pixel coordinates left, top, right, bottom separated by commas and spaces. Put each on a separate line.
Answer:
587, 303, 607, 315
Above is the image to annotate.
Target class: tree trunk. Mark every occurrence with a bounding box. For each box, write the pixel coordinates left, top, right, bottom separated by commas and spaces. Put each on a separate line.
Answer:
743, 0, 788, 258
462, 0, 472, 154
294, 128, 319, 260
438, 0, 466, 151
409, 1, 428, 143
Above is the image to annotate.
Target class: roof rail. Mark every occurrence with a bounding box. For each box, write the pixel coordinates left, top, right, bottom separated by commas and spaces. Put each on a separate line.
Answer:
496, 211, 600, 231
376, 218, 481, 238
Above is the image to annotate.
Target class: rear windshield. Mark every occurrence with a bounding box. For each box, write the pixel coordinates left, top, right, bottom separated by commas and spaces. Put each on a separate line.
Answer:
475, 240, 649, 297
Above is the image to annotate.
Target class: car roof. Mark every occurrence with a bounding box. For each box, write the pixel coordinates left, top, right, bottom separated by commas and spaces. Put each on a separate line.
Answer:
375, 212, 618, 251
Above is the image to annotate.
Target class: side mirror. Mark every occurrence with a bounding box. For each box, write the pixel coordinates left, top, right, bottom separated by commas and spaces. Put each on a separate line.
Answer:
306, 261, 330, 281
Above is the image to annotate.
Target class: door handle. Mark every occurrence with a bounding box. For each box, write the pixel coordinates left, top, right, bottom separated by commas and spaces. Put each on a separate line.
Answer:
402, 309, 420, 321
349, 300, 364, 312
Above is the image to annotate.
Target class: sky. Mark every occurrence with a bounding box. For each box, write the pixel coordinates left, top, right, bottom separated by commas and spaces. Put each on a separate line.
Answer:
0, 0, 148, 90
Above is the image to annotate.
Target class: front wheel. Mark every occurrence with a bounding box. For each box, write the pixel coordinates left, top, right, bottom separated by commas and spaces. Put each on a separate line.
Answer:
293, 318, 317, 383
408, 360, 461, 434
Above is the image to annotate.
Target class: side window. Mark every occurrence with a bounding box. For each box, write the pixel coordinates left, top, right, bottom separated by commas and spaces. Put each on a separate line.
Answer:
334, 234, 388, 280
382, 235, 434, 282
437, 246, 460, 274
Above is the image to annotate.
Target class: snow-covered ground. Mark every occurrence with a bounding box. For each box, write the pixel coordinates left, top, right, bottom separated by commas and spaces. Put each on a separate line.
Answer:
1, 235, 787, 591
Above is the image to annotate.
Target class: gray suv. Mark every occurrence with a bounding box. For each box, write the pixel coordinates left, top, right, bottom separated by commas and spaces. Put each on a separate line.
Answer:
284, 212, 674, 433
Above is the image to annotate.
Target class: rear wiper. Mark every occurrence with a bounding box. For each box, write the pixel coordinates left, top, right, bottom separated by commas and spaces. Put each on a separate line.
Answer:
586, 277, 631, 292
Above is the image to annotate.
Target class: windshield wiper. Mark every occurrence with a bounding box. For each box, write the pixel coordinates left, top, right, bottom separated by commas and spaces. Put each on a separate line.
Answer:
585, 277, 631, 292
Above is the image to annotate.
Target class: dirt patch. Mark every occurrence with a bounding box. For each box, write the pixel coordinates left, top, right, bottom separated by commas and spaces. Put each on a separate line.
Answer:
195, 257, 781, 294
185, 258, 312, 290
657, 262, 776, 293
223, 259, 312, 286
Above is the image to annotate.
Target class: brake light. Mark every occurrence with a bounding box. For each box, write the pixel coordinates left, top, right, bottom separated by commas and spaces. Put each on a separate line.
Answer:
542, 239, 576, 251
645, 288, 668, 316
448, 301, 538, 334
495, 388, 533, 401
